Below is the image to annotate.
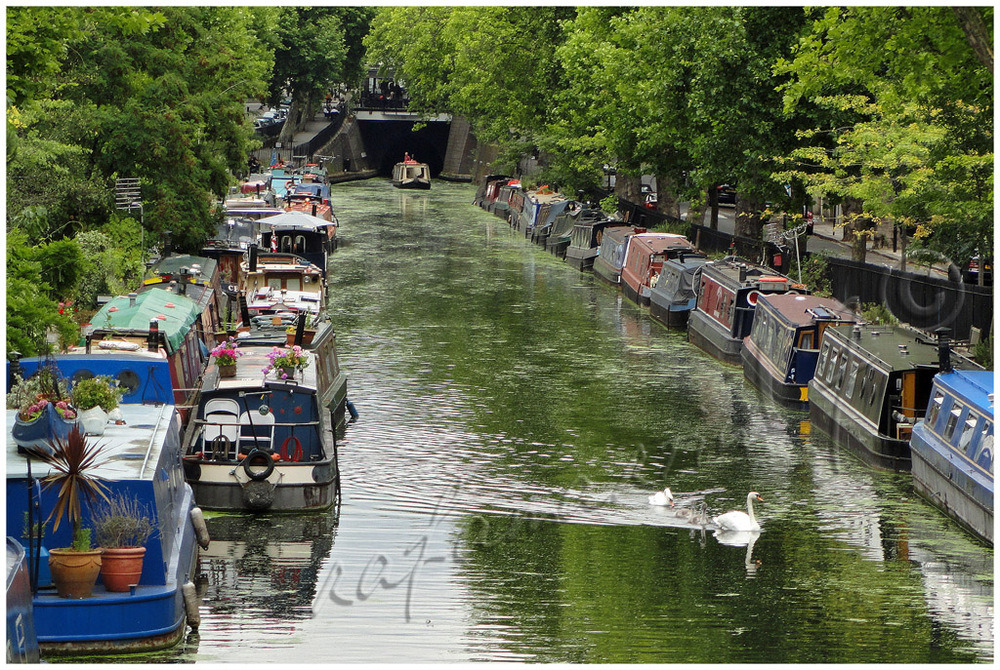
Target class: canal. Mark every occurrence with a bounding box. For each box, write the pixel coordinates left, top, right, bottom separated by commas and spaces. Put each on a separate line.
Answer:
112, 180, 991, 663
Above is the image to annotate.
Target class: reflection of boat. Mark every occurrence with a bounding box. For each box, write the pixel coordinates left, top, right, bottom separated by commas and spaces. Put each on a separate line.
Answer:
6, 538, 40, 663
391, 161, 431, 190
181, 320, 345, 512
909, 369, 993, 544
741, 294, 854, 409
620, 233, 701, 306
6, 355, 204, 656
809, 325, 977, 471
687, 257, 800, 365
198, 509, 338, 618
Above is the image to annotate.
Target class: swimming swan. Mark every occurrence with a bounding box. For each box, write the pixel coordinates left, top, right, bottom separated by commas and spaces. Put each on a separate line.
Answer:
648, 487, 674, 506
713, 491, 763, 531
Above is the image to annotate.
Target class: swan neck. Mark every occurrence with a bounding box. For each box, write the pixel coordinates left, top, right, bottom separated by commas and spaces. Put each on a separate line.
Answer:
746, 493, 757, 522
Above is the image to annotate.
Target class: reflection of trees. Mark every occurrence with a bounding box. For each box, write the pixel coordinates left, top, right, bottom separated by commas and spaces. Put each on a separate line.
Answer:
199, 511, 339, 619
454, 509, 987, 663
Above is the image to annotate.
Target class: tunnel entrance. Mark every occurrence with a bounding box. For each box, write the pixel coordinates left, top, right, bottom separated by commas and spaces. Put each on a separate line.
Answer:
356, 120, 451, 177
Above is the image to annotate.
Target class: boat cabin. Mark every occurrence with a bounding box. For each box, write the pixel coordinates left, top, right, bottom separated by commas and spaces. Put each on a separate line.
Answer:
809, 324, 978, 471
648, 253, 710, 328
566, 217, 617, 271
391, 161, 431, 189
620, 233, 700, 306
593, 226, 647, 285
910, 369, 993, 544
741, 294, 855, 408
687, 257, 802, 364
241, 251, 325, 316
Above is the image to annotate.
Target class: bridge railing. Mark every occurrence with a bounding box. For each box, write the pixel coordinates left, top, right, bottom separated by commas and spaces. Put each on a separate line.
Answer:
352, 91, 411, 112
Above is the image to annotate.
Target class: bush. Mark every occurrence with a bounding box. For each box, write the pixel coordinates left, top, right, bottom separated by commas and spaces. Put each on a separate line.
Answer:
859, 302, 899, 326
70, 375, 123, 411
92, 494, 155, 548
972, 332, 992, 370
793, 253, 832, 297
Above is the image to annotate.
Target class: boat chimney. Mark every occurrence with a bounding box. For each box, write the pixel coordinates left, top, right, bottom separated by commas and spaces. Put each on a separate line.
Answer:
238, 294, 251, 327
248, 243, 258, 272
147, 319, 159, 352
129, 292, 138, 308
312, 204, 317, 217
936, 327, 952, 372
85, 335, 92, 354
294, 312, 306, 346
852, 324, 862, 341
738, 265, 747, 282
163, 230, 173, 258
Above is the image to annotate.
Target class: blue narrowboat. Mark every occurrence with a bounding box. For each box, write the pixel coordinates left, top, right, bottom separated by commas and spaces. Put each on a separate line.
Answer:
6, 355, 206, 657
741, 294, 855, 409
909, 369, 993, 545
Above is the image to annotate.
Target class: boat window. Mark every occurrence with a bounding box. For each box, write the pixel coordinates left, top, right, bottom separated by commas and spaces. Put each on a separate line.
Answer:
843, 360, 861, 399
974, 430, 993, 473
268, 277, 282, 290
833, 355, 848, 391
799, 330, 814, 350
926, 392, 944, 429
868, 369, 885, 407
959, 416, 979, 453
825, 349, 840, 383
295, 235, 307, 252
816, 342, 831, 378
944, 404, 963, 440
281, 235, 293, 253
286, 277, 301, 291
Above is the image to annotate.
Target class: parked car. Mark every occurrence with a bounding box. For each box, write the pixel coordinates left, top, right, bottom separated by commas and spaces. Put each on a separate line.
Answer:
644, 192, 657, 210
717, 184, 736, 205
963, 256, 993, 285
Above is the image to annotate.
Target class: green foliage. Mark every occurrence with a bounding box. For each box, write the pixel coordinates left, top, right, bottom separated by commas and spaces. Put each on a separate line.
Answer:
71, 376, 123, 412
6, 365, 71, 411
92, 493, 155, 548
971, 332, 992, 370
859, 302, 899, 326
599, 194, 618, 216
71, 527, 93, 552
7, 230, 80, 355
793, 252, 833, 297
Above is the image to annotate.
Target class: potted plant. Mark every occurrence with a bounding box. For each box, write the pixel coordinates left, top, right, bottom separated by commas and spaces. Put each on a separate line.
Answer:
263, 345, 309, 380
70, 376, 123, 436
27, 425, 110, 598
210, 338, 244, 378
92, 493, 155, 592
9, 367, 77, 452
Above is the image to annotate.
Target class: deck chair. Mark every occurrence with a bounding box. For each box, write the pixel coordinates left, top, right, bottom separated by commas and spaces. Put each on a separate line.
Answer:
239, 410, 275, 454
203, 398, 240, 460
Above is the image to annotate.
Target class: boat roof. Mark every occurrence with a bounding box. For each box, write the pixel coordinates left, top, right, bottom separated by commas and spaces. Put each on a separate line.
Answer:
703, 257, 790, 288
7, 402, 177, 481
244, 253, 323, 275
663, 254, 709, 272
602, 226, 642, 243
824, 324, 953, 372
757, 294, 853, 327
933, 369, 994, 416
205, 347, 319, 392
628, 233, 696, 253
145, 254, 218, 281
89, 290, 201, 353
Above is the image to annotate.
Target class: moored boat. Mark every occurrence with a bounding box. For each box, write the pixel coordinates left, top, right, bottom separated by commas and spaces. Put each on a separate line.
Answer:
740, 294, 855, 409
180, 319, 345, 512
592, 226, 646, 285
6, 355, 205, 656
808, 325, 978, 471
620, 233, 701, 306
514, 189, 573, 241
545, 205, 605, 259
648, 253, 709, 328
391, 160, 431, 190
687, 257, 803, 365
909, 369, 993, 544
565, 217, 617, 271
241, 247, 326, 317
258, 209, 337, 273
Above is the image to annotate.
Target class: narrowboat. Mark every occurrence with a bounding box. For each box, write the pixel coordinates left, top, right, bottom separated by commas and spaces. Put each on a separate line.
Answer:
391, 160, 431, 190
740, 294, 855, 409
592, 226, 646, 285
258, 209, 338, 273
474, 175, 513, 213
241, 247, 326, 317
808, 325, 978, 471
515, 190, 573, 241
648, 253, 709, 328
492, 180, 522, 219
909, 369, 993, 544
565, 217, 617, 271
83, 290, 207, 407
620, 233, 700, 306
141, 254, 224, 346
545, 206, 605, 259
6, 538, 40, 663
687, 258, 802, 365
180, 319, 346, 512
202, 216, 260, 292
6, 355, 206, 656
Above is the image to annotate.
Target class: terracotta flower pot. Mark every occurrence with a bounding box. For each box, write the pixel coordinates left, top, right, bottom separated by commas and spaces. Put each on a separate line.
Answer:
100, 547, 147, 592
218, 364, 237, 378
48, 547, 103, 598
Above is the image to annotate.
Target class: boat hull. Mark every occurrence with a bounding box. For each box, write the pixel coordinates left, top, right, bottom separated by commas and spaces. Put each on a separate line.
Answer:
809, 379, 911, 471
740, 344, 809, 410
592, 256, 622, 285
566, 248, 597, 271
649, 300, 692, 329
621, 279, 651, 307
687, 310, 742, 365
187, 476, 337, 513
391, 179, 430, 190
910, 423, 993, 545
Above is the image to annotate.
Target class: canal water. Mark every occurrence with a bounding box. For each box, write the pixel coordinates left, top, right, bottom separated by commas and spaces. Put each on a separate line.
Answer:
103, 180, 991, 663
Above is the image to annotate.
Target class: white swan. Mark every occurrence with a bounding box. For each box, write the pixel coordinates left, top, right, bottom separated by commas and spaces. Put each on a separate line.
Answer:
648, 487, 674, 506
713, 491, 763, 531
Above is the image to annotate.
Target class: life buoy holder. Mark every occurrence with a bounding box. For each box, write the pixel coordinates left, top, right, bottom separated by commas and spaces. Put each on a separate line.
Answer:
280, 435, 303, 462
746, 290, 762, 306
243, 449, 275, 481
211, 435, 231, 461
